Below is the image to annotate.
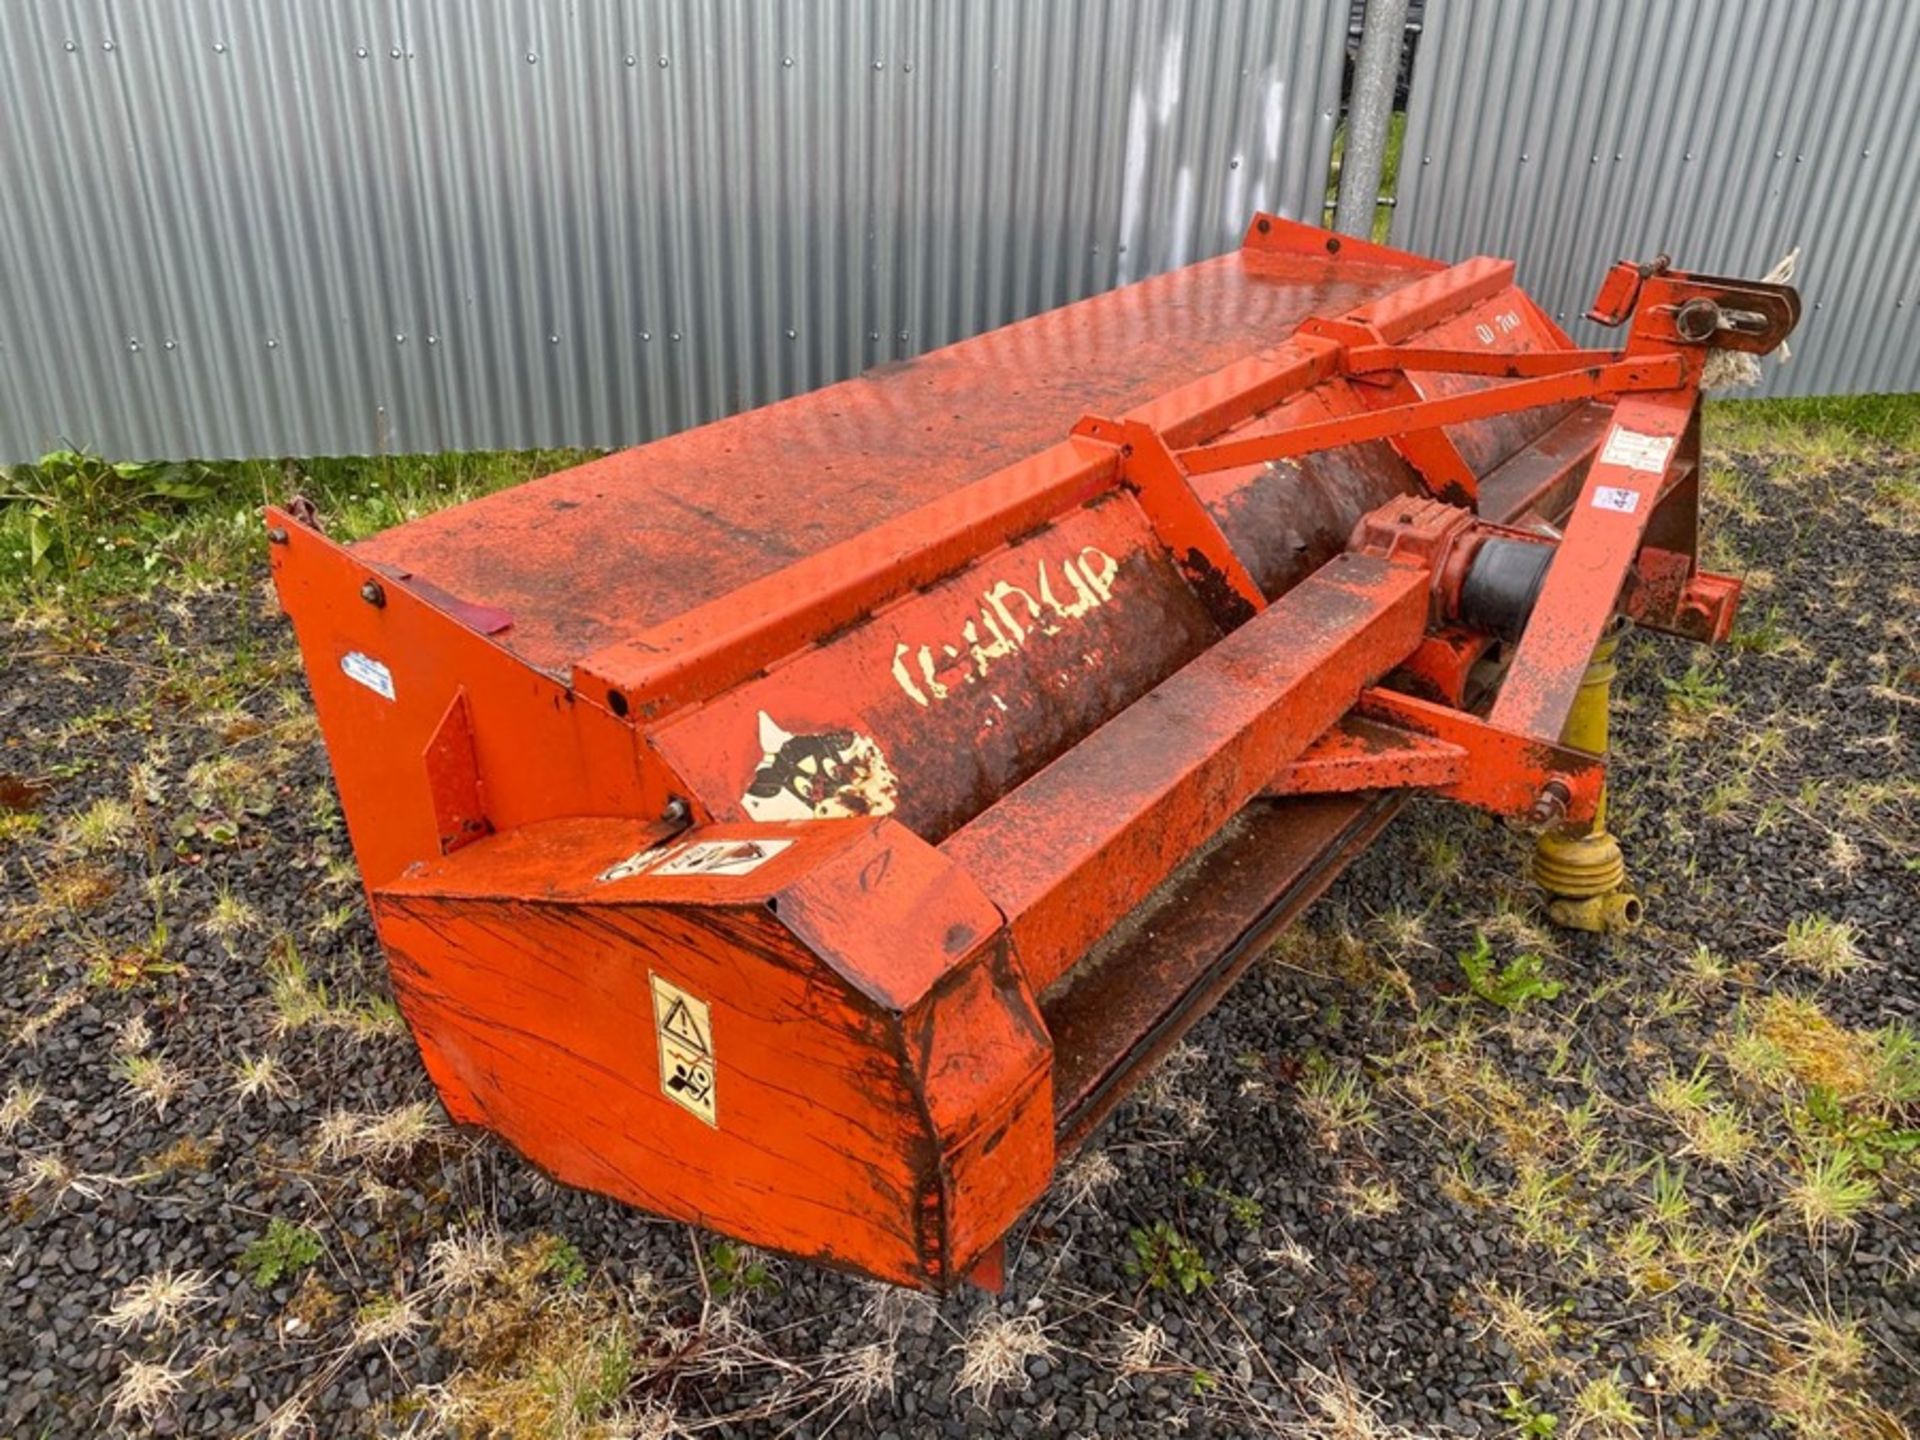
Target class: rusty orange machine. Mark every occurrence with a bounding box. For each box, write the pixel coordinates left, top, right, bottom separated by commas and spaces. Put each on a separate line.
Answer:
268, 217, 1796, 1290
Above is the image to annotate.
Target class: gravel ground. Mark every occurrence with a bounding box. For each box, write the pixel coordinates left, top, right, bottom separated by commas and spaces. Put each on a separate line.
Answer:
2, 438, 1916, 1438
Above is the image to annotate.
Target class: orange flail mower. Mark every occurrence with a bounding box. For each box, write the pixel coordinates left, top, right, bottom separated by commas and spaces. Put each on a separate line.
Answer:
268, 216, 1797, 1290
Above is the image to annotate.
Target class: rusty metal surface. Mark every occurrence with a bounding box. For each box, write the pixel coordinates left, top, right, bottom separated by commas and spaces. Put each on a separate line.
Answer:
1047, 795, 1398, 1148
941, 551, 1430, 991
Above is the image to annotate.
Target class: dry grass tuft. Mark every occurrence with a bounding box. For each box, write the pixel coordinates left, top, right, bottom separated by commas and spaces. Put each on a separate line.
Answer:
1114, 1320, 1167, 1376
1287, 1366, 1421, 1439
313, 1100, 443, 1164
1473, 1281, 1566, 1375
1643, 1313, 1722, 1393
953, 1311, 1053, 1404
231, 1052, 291, 1103
822, 1340, 898, 1405
354, 1293, 425, 1348
99, 1270, 212, 1334
108, 1354, 189, 1423
429, 1225, 511, 1293
0, 1080, 45, 1137
116, 1051, 185, 1116
1776, 913, 1866, 979
1568, 1369, 1646, 1437
1054, 1147, 1121, 1209
62, 795, 137, 854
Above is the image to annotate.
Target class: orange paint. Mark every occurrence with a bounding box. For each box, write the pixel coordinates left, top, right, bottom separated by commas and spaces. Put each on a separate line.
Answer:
269, 218, 1795, 1288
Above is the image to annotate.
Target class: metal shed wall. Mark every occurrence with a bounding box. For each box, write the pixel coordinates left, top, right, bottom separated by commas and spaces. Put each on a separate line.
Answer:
0, 0, 1350, 462
1395, 0, 1920, 398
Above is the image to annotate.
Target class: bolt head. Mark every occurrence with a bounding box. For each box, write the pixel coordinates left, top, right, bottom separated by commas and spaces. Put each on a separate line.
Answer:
360, 579, 386, 608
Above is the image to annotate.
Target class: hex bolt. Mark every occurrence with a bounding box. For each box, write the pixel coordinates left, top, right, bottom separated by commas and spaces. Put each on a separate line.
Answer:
661, 797, 690, 825
266, 526, 289, 545
360, 579, 387, 608
1527, 778, 1571, 830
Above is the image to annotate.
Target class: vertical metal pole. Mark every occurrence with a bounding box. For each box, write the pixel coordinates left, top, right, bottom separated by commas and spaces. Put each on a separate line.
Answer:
1334, 0, 1410, 238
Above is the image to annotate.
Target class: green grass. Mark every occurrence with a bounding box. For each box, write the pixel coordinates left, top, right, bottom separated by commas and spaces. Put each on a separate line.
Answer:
1705, 393, 1920, 454
0, 447, 596, 600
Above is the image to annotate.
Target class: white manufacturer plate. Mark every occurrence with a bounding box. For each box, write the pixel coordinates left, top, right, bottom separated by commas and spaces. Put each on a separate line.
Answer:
1598, 426, 1677, 473
1590, 485, 1641, 514
650, 974, 717, 1126
340, 650, 396, 700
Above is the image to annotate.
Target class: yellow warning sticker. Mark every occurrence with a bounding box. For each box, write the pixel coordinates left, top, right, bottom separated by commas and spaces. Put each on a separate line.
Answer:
650, 974, 717, 1126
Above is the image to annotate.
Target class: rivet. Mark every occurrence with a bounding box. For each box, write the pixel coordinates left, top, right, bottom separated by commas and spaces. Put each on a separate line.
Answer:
785, 328, 796, 339
526, 52, 537, 63
670, 331, 681, 342
872, 59, 883, 70
213, 41, 227, 54
266, 338, 279, 349
394, 333, 406, 344
127, 338, 140, 352
783, 56, 794, 67
102, 39, 115, 51
657, 55, 668, 67
1229, 156, 1240, 169
625, 54, 636, 66
548, 334, 559, 344
64, 40, 76, 52
426, 335, 438, 345
390, 47, 401, 59
641, 330, 652, 341
356, 46, 369, 59
163, 339, 176, 351
903, 61, 913, 72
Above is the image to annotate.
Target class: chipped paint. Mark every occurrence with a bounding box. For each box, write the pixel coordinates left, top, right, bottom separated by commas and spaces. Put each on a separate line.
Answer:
741, 712, 900, 821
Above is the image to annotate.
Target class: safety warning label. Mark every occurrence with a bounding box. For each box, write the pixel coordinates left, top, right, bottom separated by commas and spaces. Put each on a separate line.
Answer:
597, 837, 792, 885
650, 974, 718, 1126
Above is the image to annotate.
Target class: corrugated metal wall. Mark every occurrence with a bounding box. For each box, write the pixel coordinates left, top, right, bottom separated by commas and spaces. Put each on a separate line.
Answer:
1396, 0, 1920, 398
0, 0, 1350, 462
